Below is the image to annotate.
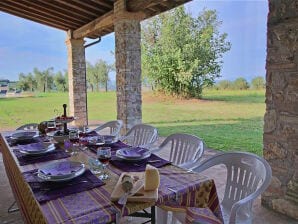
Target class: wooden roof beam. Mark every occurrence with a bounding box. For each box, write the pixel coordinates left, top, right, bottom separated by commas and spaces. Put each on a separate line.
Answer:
73, 10, 114, 39
126, 0, 166, 12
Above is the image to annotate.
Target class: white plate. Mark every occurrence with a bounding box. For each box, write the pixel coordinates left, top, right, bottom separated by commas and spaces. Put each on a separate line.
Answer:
37, 161, 85, 181
11, 131, 39, 141
19, 143, 55, 155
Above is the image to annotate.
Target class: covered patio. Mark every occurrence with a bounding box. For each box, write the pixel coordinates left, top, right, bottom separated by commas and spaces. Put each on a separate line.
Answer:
0, 0, 297, 223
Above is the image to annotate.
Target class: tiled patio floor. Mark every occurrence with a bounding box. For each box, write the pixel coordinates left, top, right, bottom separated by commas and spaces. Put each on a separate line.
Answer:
0, 135, 297, 224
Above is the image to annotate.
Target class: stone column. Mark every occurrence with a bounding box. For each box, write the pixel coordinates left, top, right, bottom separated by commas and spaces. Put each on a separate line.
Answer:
114, 0, 143, 133
263, 0, 298, 219
65, 37, 88, 127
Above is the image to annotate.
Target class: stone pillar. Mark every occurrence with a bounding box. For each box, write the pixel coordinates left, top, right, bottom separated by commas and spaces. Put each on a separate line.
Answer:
263, 0, 298, 219
65, 37, 88, 127
114, 0, 143, 133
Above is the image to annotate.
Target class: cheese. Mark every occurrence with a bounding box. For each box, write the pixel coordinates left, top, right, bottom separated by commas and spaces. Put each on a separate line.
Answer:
144, 164, 160, 191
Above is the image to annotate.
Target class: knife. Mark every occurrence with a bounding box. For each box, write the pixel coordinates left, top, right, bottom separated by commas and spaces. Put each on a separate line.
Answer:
118, 179, 144, 205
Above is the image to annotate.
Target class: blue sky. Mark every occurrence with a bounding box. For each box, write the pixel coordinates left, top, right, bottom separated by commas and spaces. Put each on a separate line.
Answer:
0, 0, 268, 82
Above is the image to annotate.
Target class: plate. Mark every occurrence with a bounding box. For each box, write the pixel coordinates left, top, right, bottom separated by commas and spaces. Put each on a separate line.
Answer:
19, 142, 55, 155
116, 148, 151, 161
11, 131, 39, 141
38, 161, 85, 181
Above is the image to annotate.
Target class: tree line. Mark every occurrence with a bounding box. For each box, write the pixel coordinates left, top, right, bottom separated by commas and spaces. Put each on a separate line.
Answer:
215, 76, 265, 90
16, 60, 113, 92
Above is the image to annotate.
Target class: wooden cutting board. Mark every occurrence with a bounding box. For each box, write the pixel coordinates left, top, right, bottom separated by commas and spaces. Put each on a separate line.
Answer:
110, 172, 158, 202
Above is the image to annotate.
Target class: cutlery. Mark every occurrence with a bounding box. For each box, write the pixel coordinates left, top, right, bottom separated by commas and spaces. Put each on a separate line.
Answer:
118, 179, 144, 205
118, 179, 144, 217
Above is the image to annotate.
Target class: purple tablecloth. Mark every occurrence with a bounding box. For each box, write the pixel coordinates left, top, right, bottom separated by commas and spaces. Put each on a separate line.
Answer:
110, 153, 171, 172
23, 169, 105, 203
13, 148, 70, 166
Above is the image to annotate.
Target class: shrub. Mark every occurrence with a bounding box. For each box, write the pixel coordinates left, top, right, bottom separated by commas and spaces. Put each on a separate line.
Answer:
251, 76, 265, 89
217, 80, 232, 90
233, 77, 249, 90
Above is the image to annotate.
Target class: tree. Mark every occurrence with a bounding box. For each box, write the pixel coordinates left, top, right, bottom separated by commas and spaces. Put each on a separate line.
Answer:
34, 67, 54, 92
217, 80, 232, 90
251, 76, 265, 89
86, 62, 95, 92
17, 73, 29, 91
86, 60, 112, 92
54, 71, 68, 92
95, 59, 112, 92
233, 77, 249, 90
141, 6, 231, 98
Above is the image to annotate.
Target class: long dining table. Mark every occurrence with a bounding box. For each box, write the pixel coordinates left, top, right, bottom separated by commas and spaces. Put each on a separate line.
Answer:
0, 131, 223, 224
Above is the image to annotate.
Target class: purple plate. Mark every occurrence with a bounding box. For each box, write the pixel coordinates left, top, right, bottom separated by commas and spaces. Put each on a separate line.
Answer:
116, 147, 151, 160
38, 161, 84, 179
18, 142, 55, 154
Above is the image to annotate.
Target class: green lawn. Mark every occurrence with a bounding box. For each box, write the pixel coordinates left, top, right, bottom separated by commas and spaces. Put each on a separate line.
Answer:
0, 90, 265, 155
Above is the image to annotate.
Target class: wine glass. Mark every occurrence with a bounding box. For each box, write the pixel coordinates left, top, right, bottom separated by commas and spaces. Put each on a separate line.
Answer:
97, 147, 111, 180
69, 130, 79, 155
46, 120, 56, 133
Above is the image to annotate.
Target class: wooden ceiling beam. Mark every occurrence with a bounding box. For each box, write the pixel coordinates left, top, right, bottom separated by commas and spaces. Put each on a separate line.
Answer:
4, 0, 82, 27
0, 2, 76, 29
0, 4, 68, 30
72, 0, 108, 13
126, 0, 165, 12
73, 11, 114, 39
89, 0, 114, 9
55, 0, 100, 17
34, 0, 95, 21
21, 0, 89, 24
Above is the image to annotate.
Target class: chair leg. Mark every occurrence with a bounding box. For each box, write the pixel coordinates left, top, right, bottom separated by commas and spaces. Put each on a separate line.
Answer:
172, 215, 180, 224
156, 207, 168, 224
8, 200, 19, 213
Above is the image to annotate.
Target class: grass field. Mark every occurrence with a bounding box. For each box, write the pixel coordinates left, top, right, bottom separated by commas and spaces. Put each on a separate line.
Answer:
0, 90, 265, 155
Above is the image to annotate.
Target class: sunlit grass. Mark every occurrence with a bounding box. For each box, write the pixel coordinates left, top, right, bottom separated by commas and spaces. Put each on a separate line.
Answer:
0, 90, 265, 155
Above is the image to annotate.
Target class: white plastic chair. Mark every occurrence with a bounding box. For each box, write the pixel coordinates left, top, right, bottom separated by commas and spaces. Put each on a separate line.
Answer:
154, 133, 205, 224
16, 123, 38, 130
152, 133, 205, 169
120, 123, 158, 148
92, 120, 123, 138
172, 151, 272, 224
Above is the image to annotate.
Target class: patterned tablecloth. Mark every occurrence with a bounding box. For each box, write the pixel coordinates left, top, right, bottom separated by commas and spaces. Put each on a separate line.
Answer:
0, 131, 222, 224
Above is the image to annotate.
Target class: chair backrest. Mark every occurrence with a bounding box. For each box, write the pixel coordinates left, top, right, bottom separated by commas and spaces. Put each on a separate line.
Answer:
93, 120, 123, 137
16, 123, 39, 131
123, 123, 158, 148
193, 152, 272, 223
159, 133, 204, 168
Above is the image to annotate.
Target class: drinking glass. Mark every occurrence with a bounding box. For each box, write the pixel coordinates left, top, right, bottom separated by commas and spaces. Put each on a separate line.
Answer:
97, 147, 111, 180
46, 120, 56, 133
69, 130, 79, 155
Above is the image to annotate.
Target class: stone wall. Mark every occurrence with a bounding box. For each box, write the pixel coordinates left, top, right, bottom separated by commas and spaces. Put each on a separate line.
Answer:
66, 38, 88, 127
263, 0, 298, 219
114, 0, 142, 133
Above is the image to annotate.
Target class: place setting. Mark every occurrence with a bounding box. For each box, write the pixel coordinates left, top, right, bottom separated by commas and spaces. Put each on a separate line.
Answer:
22, 160, 105, 203
13, 141, 71, 166
110, 146, 171, 173
5, 130, 40, 146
